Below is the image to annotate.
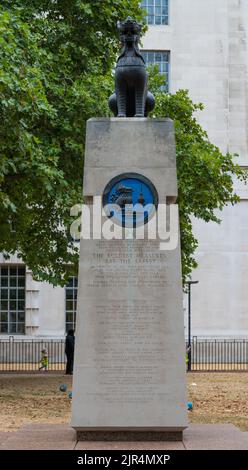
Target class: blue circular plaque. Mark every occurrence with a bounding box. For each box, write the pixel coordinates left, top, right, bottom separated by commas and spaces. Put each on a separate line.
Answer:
102, 173, 158, 227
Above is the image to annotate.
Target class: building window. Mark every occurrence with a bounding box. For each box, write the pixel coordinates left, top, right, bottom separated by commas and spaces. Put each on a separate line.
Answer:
141, 0, 169, 25
0, 266, 26, 334
65, 276, 77, 332
142, 50, 170, 91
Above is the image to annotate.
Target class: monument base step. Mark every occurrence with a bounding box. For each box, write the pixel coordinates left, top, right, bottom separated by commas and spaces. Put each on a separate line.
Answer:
1, 424, 248, 450
76, 430, 183, 441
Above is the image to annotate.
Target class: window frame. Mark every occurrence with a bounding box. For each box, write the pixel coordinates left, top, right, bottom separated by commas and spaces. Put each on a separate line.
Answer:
65, 276, 77, 333
0, 265, 26, 335
141, 0, 169, 26
141, 50, 170, 92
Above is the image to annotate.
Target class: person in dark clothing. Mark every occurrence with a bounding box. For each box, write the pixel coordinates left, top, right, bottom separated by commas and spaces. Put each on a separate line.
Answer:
65, 329, 75, 375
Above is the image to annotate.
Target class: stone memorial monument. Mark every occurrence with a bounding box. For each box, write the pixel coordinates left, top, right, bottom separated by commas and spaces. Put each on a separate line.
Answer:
71, 17, 188, 441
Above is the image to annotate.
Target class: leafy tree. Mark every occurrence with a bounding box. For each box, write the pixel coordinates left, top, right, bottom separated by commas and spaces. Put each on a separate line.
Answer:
0, 2, 246, 286
0, 1, 142, 285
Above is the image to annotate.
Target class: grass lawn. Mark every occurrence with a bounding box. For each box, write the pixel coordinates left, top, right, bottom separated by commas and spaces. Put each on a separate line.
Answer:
0, 372, 248, 432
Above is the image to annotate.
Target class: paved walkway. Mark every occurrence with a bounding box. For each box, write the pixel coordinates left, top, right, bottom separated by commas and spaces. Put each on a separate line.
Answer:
0, 424, 248, 450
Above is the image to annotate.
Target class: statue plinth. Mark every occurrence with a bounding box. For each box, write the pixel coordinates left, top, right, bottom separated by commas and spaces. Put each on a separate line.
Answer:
71, 118, 188, 440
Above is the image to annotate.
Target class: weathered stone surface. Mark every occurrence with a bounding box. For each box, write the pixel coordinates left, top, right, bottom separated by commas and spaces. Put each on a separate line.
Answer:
71, 118, 187, 437
83, 118, 177, 204
76, 431, 183, 441
1, 424, 248, 450
183, 424, 248, 450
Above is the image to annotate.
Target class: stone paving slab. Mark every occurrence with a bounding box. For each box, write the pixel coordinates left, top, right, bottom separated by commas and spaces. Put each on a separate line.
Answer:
0, 432, 10, 449
75, 441, 185, 450
184, 424, 248, 450
1, 442, 76, 450
21, 424, 73, 430
0, 424, 248, 450
13, 427, 76, 441
0, 424, 77, 450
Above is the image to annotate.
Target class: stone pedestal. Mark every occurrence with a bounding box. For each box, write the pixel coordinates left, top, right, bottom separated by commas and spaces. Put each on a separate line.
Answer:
71, 118, 188, 439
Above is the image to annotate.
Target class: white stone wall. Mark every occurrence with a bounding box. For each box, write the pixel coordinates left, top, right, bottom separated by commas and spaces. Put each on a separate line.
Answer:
0, 253, 65, 338
143, 0, 248, 337
190, 201, 248, 338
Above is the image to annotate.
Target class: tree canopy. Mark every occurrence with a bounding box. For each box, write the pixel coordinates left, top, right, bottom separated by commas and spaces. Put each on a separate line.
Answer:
0, 1, 142, 285
0, 1, 246, 285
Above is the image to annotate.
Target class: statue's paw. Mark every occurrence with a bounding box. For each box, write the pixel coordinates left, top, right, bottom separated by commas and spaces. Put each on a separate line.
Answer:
117, 113, 126, 117
134, 114, 144, 117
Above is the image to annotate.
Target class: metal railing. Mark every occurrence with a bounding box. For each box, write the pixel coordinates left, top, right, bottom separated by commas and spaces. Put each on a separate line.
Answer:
0, 337, 248, 372
187, 337, 248, 371
0, 338, 66, 372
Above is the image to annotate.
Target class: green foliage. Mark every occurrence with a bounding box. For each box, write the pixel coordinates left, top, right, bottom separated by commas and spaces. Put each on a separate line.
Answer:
0, 1, 142, 285
0, 3, 246, 286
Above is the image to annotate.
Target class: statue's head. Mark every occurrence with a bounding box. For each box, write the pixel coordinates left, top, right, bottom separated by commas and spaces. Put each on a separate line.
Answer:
117, 17, 142, 45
